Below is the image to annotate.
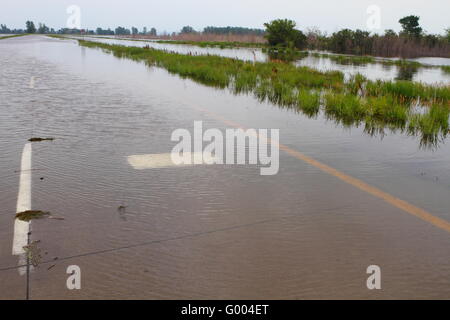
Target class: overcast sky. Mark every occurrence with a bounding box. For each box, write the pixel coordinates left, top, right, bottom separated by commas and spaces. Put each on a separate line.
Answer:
1, 0, 449, 34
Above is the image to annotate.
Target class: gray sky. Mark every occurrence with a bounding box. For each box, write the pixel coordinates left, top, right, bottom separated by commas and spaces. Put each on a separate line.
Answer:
1, 0, 449, 34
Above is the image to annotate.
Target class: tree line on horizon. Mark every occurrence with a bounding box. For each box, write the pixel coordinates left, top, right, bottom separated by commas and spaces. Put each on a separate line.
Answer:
264, 16, 450, 58
0, 21, 265, 37
2, 16, 449, 58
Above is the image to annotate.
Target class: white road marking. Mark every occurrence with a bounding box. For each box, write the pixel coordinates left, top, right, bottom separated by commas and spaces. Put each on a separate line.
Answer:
29, 76, 35, 89
12, 143, 32, 275
127, 152, 217, 169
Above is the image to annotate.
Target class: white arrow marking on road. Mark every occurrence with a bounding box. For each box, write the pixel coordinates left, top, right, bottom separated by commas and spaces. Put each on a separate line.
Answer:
127, 152, 217, 170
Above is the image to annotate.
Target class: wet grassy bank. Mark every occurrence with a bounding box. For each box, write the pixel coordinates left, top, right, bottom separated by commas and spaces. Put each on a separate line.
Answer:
0, 34, 29, 40
76, 39, 449, 147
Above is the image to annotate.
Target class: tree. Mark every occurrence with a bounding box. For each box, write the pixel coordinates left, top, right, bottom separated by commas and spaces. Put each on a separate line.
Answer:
352, 29, 372, 55
131, 27, 138, 35
115, 26, 131, 35
423, 34, 439, 48
150, 28, 157, 36
1, 24, 11, 34
329, 29, 354, 53
38, 23, 49, 34
263, 19, 307, 49
96, 27, 114, 35
26, 21, 36, 34
445, 28, 450, 43
180, 26, 195, 34
399, 15, 422, 37
384, 29, 397, 37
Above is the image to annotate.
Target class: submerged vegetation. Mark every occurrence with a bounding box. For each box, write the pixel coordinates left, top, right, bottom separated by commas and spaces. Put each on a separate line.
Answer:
81, 35, 449, 72
16, 210, 51, 222
23, 240, 42, 267
76, 39, 449, 147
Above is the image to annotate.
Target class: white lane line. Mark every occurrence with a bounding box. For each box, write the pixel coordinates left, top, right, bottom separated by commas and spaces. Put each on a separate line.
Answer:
127, 152, 217, 169
29, 76, 35, 89
12, 143, 32, 275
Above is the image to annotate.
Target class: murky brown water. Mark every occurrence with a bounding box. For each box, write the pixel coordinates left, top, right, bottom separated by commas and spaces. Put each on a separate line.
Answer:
0, 35, 449, 299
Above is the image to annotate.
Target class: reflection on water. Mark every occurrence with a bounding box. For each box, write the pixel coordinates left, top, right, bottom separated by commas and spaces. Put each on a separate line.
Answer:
395, 64, 419, 81
76, 36, 450, 85
266, 47, 309, 62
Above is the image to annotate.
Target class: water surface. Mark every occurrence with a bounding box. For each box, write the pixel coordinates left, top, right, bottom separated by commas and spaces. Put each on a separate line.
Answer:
0, 36, 449, 299
76, 35, 450, 85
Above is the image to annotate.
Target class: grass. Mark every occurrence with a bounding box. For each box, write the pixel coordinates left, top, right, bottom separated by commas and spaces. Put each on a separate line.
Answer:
407, 104, 450, 147
365, 80, 450, 103
364, 96, 408, 126
0, 34, 29, 40
324, 93, 367, 125
57, 35, 449, 73
310, 51, 447, 71
76, 39, 450, 147
297, 89, 321, 116
316, 53, 376, 65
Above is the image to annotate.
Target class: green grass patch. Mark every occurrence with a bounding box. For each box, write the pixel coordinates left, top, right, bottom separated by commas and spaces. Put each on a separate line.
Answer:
77, 39, 450, 146
0, 34, 29, 40
297, 89, 321, 116
324, 93, 367, 125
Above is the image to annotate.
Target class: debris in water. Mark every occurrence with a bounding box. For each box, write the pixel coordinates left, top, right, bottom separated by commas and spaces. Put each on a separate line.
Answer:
28, 137, 54, 142
16, 210, 50, 222
23, 240, 42, 267
48, 216, 65, 220
118, 205, 127, 221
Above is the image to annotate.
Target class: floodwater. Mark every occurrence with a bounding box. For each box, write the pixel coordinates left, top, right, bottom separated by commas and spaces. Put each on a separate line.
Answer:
0, 35, 449, 299
76, 36, 450, 85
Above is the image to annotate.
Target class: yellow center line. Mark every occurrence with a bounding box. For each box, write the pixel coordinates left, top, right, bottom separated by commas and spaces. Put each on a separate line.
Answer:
192, 105, 450, 234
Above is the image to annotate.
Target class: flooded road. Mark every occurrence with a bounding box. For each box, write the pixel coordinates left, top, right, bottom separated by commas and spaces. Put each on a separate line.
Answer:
76, 36, 450, 85
0, 35, 449, 299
